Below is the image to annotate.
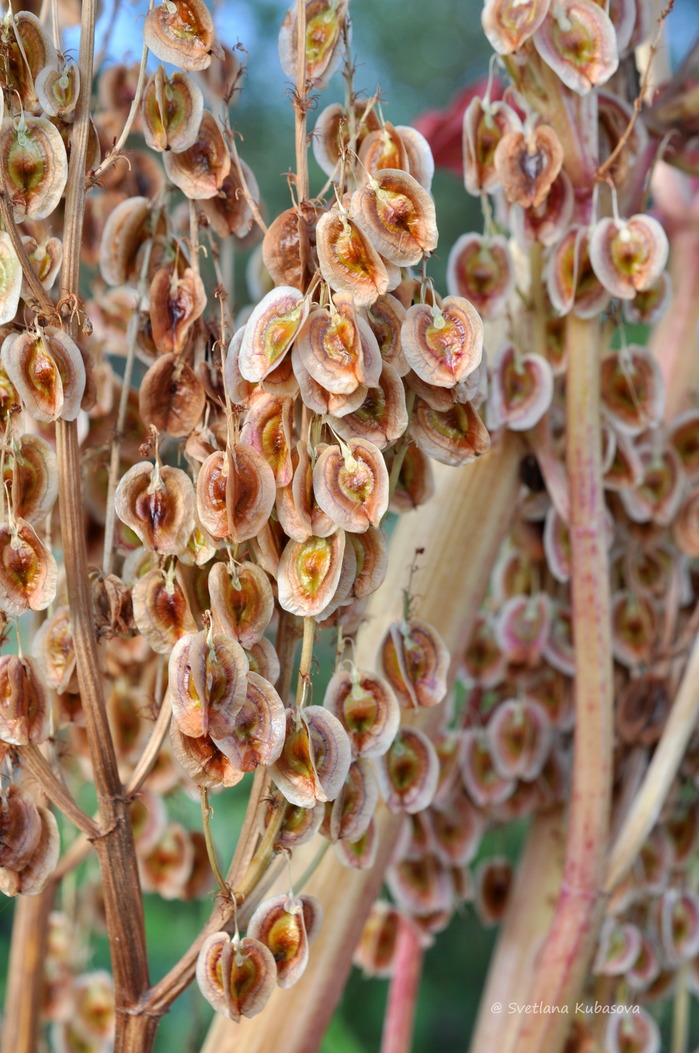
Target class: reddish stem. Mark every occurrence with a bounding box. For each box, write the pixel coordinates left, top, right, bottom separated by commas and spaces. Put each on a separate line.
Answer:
381, 917, 424, 1053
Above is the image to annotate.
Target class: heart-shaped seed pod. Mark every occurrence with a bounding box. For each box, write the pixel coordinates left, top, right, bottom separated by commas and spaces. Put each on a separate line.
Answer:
461, 614, 506, 688
4, 435, 57, 524
481, 0, 551, 54
202, 155, 260, 240
0, 785, 42, 872
115, 462, 196, 555
247, 893, 310, 989
446, 234, 514, 321
239, 286, 307, 383
143, 0, 218, 71
618, 443, 683, 525
225, 444, 276, 543
386, 855, 454, 916
312, 100, 381, 178
139, 353, 206, 438
270, 705, 352, 807
31, 607, 77, 695
533, 0, 618, 94
323, 669, 400, 758
473, 856, 513, 926
1, 12, 58, 110
380, 618, 449, 709
329, 757, 379, 842
389, 445, 435, 513
463, 97, 523, 196
313, 438, 389, 533
487, 698, 553, 780
0, 115, 67, 222
197, 932, 277, 1021
278, 0, 349, 89
600, 347, 664, 436
488, 343, 554, 432
351, 169, 437, 267
0, 655, 48, 745
402, 296, 483, 387
315, 207, 391, 306
208, 561, 273, 647
459, 731, 515, 808
131, 567, 197, 653
611, 591, 657, 669
410, 397, 491, 466
214, 671, 286, 772
593, 918, 643, 976
169, 629, 249, 738
20, 236, 62, 303
375, 726, 439, 814
604, 1007, 660, 1053
357, 122, 411, 181
0, 518, 57, 617
276, 443, 336, 542
163, 111, 230, 198
2, 804, 59, 896
546, 226, 611, 318
291, 346, 369, 418
589, 214, 669, 300
139, 822, 194, 899
261, 203, 318, 290
142, 67, 203, 153
496, 593, 551, 664
624, 540, 674, 602
35, 59, 80, 118
240, 391, 294, 487
149, 266, 206, 357
366, 293, 409, 375
277, 531, 346, 617
494, 125, 564, 209
170, 721, 244, 787
2, 327, 85, 423
295, 304, 364, 395
0, 232, 21, 325
430, 791, 485, 866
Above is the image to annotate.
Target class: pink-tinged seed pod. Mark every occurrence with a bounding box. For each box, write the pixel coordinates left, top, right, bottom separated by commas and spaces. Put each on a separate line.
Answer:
474, 856, 513, 926
446, 234, 514, 321
313, 438, 389, 533
542, 602, 576, 677
312, 100, 381, 179
542, 506, 570, 584
487, 698, 553, 781
375, 725, 440, 813
142, 67, 203, 153
610, 591, 658, 669
2, 327, 85, 423
213, 672, 286, 771
323, 668, 400, 758
366, 294, 409, 375
149, 266, 206, 357
358, 122, 410, 181
114, 462, 196, 555
394, 810, 435, 862
533, 0, 619, 94
196, 932, 277, 1020
4, 435, 58, 525
315, 208, 391, 307
270, 705, 351, 807
593, 918, 643, 976
659, 889, 699, 965
463, 96, 523, 195
239, 287, 308, 383
386, 855, 454, 915
618, 443, 683, 526
277, 531, 346, 617
278, 0, 349, 89
347, 525, 388, 599
261, 796, 325, 850
0, 115, 68, 222
329, 361, 409, 452
410, 397, 491, 466
292, 345, 369, 418
353, 900, 402, 977
139, 353, 207, 438
245, 637, 281, 686
0, 518, 57, 617
132, 567, 197, 654
459, 730, 515, 808
494, 125, 564, 209
240, 391, 295, 487
604, 1006, 660, 1053
603, 428, 644, 491
163, 111, 230, 198
334, 816, 379, 870
208, 561, 274, 647
169, 629, 249, 739
546, 225, 611, 319
0, 232, 21, 324
139, 822, 194, 900
276, 444, 335, 542
350, 169, 438, 267
495, 593, 552, 665
627, 933, 661, 991
401, 296, 483, 388
380, 619, 449, 709
600, 347, 664, 436
295, 302, 370, 395
623, 272, 672, 327
0, 786, 42, 872
0, 655, 49, 745
330, 757, 379, 842
487, 343, 554, 432
481, 0, 551, 54
143, 0, 218, 71
429, 792, 484, 867
589, 215, 669, 300
197, 444, 276, 542
170, 721, 245, 788
510, 169, 575, 248
393, 124, 435, 189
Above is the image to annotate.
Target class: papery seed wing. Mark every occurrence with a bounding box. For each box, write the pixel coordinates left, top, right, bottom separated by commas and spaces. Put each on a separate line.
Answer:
247, 893, 310, 988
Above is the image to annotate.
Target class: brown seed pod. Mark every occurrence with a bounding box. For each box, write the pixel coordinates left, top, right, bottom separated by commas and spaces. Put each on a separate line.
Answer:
276, 442, 337, 542
4, 434, 57, 525
615, 675, 669, 747
245, 637, 281, 686
589, 214, 669, 300
277, 531, 346, 617
213, 671, 286, 771
618, 443, 682, 526
358, 122, 410, 180
313, 438, 389, 533
401, 296, 483, 388
0, 518, 57, 617
351, 169, 437, 267
149, 266, 206, 357
295, 303, 369, 395
348, 524, 388, 599
271, 705, 352, 807
0, 785, 42, 872
31, 606, 77, 696
389, 444, 435, 513
209, 443, 276, 543
240, 391, 294, 487
261, 796, 325, 850
474, 856, 513, 926
330, 757, 379, 842
202, 155, 261, 240
446, 234, 514, 321
386, 855, 454, 916
335, 816, 379, 870
410, 397, 491, 466
533, 0, 618, 94
0, 655, 49, 745
197, 932, 277, 1021
353, 900, 402, 976
131, 567, 197, 654
1, 11, 58, 110
315, 207, 391, 306
546, 225, 611, 318
0, 232, 22, 325
494, 125, 564, 209
366, 293, 409, 375
208, 560, 274, 647
239, 286, 308, 383
35, 59, 80, 119
139, 353, 206, 438
463, 96, 522, 196
312, 100, 381, 179
139, 822, 194, 899
170, 721, 244, 788
261, 203, 320, 290
142, 66, 204, 153
278, 0, 349, 89
380, 618, 450, 709
323, 668, 400, 758
487, 698, 553, 781
1, 804, 59, 896
600, 346, 664, 436
1, 327, 85, 423
375, 725, 440, 814
114, 461, 196, 555
169, 629, 249, 739
163, 111, 230, 198
511, 169, 575, 249
481, 0, 550, 54
19, 236, 62, 303
143, 0, 218, 71
0, 115, 67, 222
99, 196, 154, 287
